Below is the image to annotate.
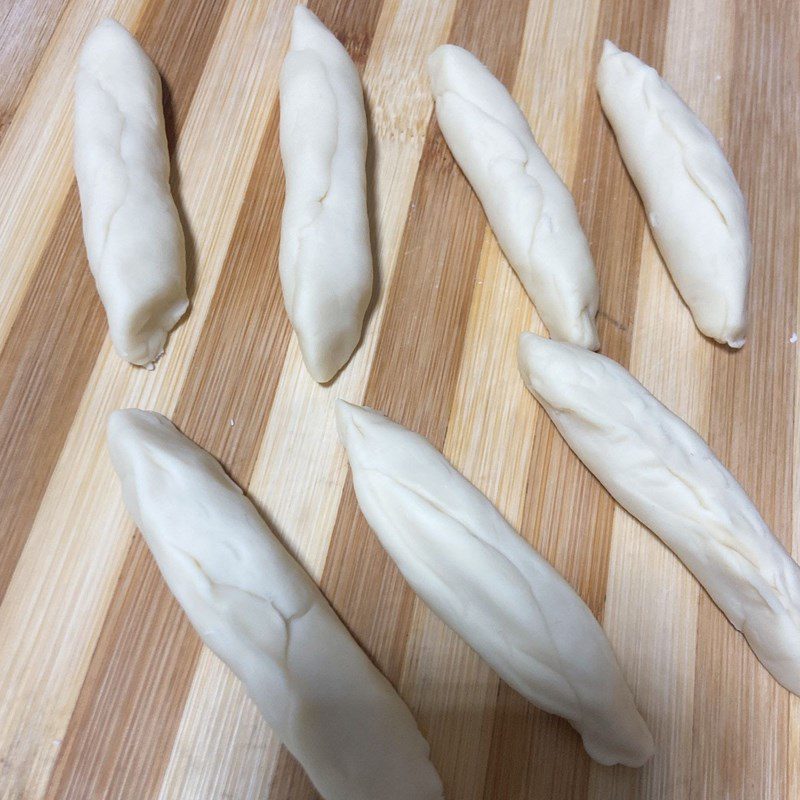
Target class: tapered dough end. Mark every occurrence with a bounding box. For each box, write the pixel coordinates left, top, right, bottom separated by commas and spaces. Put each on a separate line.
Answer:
564, 309, 601, 351
426, 44, 470, 93
335, 398, 379, 458
290, 5, 344, 56
602, 39, 622, 59
107, 408, 180, 474
298, 318, 365, 383
516, 331, 590, 406
82, 17, 141, 55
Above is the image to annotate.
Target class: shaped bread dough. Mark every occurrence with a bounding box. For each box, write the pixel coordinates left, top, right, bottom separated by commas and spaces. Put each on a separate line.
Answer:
107, 409, 443, 800
74, 19, 188, 366
518, 332, 800, 694
336, 400, 654, 767
279, 7, 372, 382
597, 41, 751, 348
427, 45, 600, 350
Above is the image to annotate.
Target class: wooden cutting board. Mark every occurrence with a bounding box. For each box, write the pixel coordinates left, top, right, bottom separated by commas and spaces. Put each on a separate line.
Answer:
1, 0, 797, 798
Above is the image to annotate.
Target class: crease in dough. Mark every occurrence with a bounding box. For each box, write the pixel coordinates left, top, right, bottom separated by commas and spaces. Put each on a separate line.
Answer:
279, 6, 373, 383
427, 44, 600, 349
74, 19, 188, 366
107, 409, 443, 800
518, 332, 800, 694
336, 400, 654, 767
596, 41, 751, 348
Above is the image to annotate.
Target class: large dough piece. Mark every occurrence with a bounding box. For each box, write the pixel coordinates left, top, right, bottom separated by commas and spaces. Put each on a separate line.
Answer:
428, 45, 600, 349
107, 409, 443, 800
74, 19, 188, 366
597, 41, 751, 348
336, 400, 654, 767
518, 332, 800, 694
279, 7, 372, 382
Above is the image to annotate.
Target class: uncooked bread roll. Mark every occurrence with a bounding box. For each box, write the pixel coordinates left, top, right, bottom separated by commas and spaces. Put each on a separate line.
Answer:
518, 332, 800, 694
428, 45, 600, 350
107, 409, 443, 800
74, 19, 188, 366
336, 400, 654, 767
597, 41, 751, 348
279, 7, 372, 382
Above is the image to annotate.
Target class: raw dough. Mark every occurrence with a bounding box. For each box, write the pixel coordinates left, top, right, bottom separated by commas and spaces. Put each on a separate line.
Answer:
428, 45, 600, 349
107, 409, 443, 800
597, 41, 751, 348
74, 19, 188, 366
279, 7, 372, 382
518, 332, 800, 694
336, 400, 654, 767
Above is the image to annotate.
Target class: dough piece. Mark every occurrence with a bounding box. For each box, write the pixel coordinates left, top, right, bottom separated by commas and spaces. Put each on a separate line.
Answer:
427, 45, 600, 349
597, 41, 751, 348
74, 19, 188, 366
336, 400, 654, 767
107, 410, 443, 800
518, 332, 800, 694
279, 7, 372, 382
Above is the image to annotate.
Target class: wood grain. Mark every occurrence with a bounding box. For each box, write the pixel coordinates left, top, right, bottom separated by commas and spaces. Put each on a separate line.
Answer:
1, 1, 798, 798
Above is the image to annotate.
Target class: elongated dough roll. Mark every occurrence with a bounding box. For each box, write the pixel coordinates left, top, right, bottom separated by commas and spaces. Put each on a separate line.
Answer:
336, 400, 653, 767
107, 409, 443, 800
427, 45, 600, 350
74, 19, 188, 366
597, 41, 751, 348
279, 7, 372, 382
518, 332, 800, 694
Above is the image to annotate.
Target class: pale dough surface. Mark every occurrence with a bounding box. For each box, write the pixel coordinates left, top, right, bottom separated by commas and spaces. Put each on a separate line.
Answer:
74, 19, 188, 366
597, 41, 751, 348
279, 6, 372, 383
107, 409, 443, 800
336, 400, 654, 767
428, 44, 600, 350
518, 332, 800, 694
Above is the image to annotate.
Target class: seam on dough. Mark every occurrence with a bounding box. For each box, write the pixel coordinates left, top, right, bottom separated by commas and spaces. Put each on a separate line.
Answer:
651, 95, 732, 232
287, 52, 340, 318
93, 76, 132, 271
360, 465, 583, 714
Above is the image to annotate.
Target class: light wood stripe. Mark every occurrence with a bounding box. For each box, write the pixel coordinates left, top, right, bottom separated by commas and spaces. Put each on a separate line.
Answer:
0, 0, 69, 142
1, 1, 798, 798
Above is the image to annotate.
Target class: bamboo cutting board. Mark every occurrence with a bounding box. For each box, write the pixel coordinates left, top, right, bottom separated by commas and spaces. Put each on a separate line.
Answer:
0, 0, 798, 797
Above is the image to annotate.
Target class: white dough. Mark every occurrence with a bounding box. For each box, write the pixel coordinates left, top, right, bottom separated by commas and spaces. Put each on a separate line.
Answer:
336, 400, 654, 767
107, 409, 443, 800
279, 7, 372, 382
74, 19, 188, 366
518, 332, 800, 694
597, 41, 751, 348
427, 45, 600, 350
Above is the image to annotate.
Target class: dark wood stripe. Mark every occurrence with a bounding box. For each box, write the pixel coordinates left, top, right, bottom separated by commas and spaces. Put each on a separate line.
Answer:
267, 2, 531, 798
0, 0, 69, 142
48, 2, 386, 798
486, 0, 673, 795
690, 1, 799, 796
0, 0, 228, 607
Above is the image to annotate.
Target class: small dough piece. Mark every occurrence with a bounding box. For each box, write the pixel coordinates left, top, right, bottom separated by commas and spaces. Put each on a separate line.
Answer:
427, 45, 600, 349
336, 400, 654, 767
107, 409, 443, 800
597, 41, 751, 348
518, 332, 800, 694
279, 7, 372, 382
74, 19, 188, 366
